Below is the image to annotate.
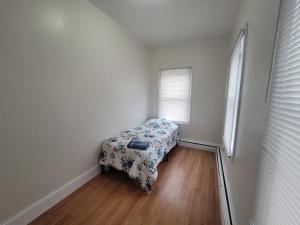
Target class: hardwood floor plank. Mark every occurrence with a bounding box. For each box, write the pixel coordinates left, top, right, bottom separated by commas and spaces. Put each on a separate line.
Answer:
30, 146, 221, 225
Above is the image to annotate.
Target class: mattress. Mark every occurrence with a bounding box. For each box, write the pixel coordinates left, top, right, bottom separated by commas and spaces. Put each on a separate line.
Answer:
99, 118, 179, 192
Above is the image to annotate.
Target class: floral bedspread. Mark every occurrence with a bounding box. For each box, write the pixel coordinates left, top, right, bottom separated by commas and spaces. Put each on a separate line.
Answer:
99, 118, 179, 192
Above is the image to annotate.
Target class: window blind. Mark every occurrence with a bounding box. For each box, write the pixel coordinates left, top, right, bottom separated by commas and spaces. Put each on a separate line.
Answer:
159, 68, 192, 123
251, 0, 300, 224
223, 30, 246, 157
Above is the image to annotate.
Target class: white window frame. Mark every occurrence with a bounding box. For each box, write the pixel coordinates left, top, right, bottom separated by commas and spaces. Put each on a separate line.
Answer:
158, 67, 192, 124
223, 27, 247, 158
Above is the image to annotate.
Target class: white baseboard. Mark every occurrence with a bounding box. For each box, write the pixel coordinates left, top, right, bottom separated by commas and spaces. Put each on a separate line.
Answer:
178, 138, 219, 152
2, 166, 99, 225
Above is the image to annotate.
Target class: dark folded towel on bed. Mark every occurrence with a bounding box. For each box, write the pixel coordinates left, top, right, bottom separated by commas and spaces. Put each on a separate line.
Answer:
127, 140, 150, 150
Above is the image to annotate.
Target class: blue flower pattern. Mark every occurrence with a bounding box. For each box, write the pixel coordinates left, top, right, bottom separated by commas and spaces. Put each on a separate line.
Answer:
99, 118, 179, 192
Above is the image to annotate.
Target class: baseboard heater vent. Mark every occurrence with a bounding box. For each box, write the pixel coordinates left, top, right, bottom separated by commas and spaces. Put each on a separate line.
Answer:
216, 146, 233, 225
178, 139, 218, 152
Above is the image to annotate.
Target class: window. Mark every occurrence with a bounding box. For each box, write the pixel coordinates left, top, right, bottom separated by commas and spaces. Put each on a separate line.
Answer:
251, 1, 300, 224
158, 68, 192, 123
223, 29, 246, 157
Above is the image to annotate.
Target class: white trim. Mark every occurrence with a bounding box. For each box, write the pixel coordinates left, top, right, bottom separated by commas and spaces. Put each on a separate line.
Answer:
2, 166, 99, 225
178, 138, 218, 152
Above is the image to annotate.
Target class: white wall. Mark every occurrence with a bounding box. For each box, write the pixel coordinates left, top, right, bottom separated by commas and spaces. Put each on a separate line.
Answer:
220, 0, 280, 224
0, 0, 149, 222
148, 36, 230, 145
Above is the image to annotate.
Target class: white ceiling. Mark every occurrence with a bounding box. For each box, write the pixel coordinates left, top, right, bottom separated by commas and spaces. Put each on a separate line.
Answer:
90, 0, 241, 46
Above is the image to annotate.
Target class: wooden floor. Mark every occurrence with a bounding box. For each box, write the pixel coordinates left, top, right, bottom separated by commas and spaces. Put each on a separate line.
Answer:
30, 146, 221, 225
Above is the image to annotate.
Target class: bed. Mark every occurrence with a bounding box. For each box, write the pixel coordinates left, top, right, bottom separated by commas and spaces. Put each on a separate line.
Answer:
99, 118, 179, 192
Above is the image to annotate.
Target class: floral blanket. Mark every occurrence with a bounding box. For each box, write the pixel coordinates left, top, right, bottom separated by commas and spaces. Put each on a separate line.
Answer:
99, 118, 179, 192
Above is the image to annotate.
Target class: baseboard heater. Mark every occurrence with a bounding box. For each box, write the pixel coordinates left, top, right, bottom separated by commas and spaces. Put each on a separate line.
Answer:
178, 139, 218, 152
179, 139, 218, 148
216, 146, 233, 225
